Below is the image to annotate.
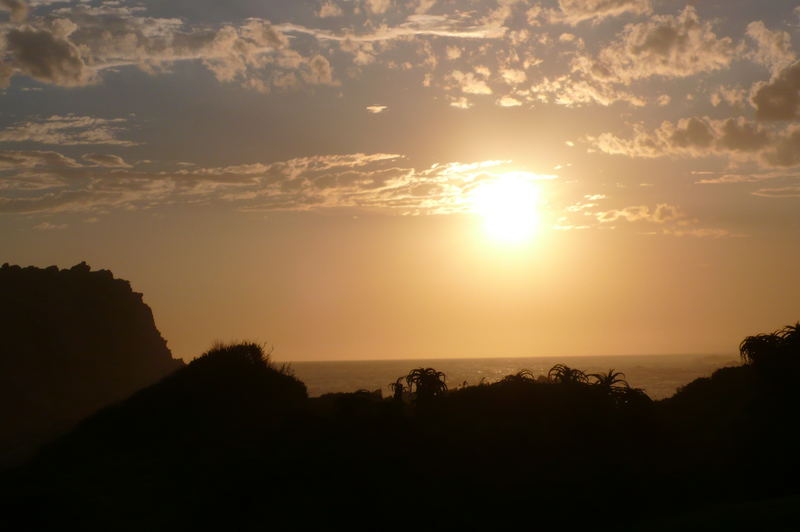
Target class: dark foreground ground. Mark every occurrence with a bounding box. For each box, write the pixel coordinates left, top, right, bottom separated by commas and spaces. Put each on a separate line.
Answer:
3, 328, 800, 531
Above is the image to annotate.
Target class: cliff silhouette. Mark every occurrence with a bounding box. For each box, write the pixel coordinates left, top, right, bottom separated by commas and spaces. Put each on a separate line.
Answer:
0, 262, 183, 467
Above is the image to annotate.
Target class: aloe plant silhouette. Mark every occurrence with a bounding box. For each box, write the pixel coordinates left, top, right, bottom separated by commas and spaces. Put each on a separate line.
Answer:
405, 367, 447, 403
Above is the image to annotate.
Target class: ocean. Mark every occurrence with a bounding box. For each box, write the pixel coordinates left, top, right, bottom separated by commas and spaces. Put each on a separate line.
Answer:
289, 353, 738, 400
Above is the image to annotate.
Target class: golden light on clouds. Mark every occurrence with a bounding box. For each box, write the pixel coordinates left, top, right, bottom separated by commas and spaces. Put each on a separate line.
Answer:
470, 173, 541, 243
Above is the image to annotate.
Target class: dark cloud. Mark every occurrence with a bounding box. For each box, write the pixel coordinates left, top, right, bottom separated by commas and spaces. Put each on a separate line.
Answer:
670, 117, 714, 149
717, 118, 771, 152
5, 24, 94, 86
574, 7, 734, 85
762, 127, 800, 167
0, 7, 334, 92
589, 115, 800, 169
752, 61, 800, 121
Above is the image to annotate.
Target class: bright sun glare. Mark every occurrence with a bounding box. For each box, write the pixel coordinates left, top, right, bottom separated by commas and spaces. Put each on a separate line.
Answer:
470, 174, 540, 243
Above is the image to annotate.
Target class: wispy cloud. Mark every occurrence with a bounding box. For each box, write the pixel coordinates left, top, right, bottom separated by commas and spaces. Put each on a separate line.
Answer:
0, 115, 136, 146
0, 150, 560, 216
548, 0, 652, 26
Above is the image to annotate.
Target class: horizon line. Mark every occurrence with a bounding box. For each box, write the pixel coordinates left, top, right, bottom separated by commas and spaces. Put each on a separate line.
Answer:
264, 351, 739, 364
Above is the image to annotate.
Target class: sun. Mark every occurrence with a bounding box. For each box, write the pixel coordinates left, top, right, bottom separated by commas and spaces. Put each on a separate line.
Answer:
470, 174, 540, 243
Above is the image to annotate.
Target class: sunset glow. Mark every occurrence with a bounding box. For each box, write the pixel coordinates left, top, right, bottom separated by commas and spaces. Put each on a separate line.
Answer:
0, 0, 799, 361
471, 175, 540, 243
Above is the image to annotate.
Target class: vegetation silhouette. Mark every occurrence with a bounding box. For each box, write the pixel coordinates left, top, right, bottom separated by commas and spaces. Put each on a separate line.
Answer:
1, 266, 799, 529
589, 368, 629, 388
405, 367, 448, 405
739, 322, 800, 371
547, 363, 589, 384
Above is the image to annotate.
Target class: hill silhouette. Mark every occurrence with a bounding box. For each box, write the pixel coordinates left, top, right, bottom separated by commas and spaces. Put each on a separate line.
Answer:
1, 263, 799, 529
4, 326, 798, 529
0, 262, 183, 467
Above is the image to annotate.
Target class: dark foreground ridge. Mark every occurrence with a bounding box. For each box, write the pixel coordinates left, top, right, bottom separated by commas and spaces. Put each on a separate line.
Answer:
0, 263, 183, 467
1, 265, 799, 530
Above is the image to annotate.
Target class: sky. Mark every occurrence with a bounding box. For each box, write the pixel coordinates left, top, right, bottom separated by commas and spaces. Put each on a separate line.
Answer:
1, 0, 799, 361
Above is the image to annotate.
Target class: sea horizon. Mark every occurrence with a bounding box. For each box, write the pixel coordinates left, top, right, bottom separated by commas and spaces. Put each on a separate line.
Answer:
288, 352, 739, 400
278, 351, 736, 364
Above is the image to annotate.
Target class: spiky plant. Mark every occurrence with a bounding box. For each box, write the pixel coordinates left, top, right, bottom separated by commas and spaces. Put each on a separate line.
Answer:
740, 332, 785, 367
405, 367, 447, 403
499, 369, 538, 385
589, 369, 629, 390
547, 364, 588, 385
389, 377, 406, 402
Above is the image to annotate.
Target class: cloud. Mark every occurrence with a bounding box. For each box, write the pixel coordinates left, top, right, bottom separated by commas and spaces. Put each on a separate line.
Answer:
365, 0, 391, 15
751, 61, 800, 121
282, 12, 509, 43
33, 221, 67, 231
762, 126, 800, 167
448, 69, 492, 95
752, 185, 800, 198
560, 195, 733, 237
4, 23, 95, 87
596, 203, 682, 224
530, 74, 646, 107
0, 0, 28, 23
516, 7, 734, 109
0, 7, 340, 93
0, 149, 81, 169
694, 170, 799, 185
662, 227, 734, 238
446, 46, 461, 60
0, 150, 560, 216
550, 0, 652, 25
574, 7, 734, 85
587, 117, 783, 165
448, 96, 472, 109
303, 54, 336, 85
500, 68, 525, 85
0, 115, 136, 146
82, 153, 132, 168
366, 105, 387, 113
745, 21, 795, 74
710, 85, 746, 107
497, 95, 522, 107
318, 1, 343, 18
